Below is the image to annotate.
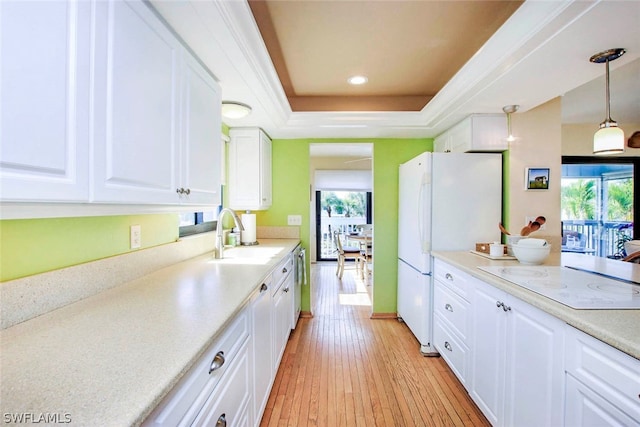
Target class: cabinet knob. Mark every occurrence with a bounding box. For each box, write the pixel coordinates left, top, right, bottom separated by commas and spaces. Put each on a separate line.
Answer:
208, 351, 225, 374
216, 413, 227, 427
282, 267, 288, 274
445, 273, 453, 281
260, 283, 268, 293
444, 341, 452, 352
445, 303, 453, 312
284, 287, 290, 293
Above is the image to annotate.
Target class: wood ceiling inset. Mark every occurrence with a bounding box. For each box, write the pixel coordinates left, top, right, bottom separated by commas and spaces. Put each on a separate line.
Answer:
249, 0, 523, 112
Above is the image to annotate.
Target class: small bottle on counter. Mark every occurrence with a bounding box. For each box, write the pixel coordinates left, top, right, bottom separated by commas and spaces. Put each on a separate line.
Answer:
229, 228, 241, 247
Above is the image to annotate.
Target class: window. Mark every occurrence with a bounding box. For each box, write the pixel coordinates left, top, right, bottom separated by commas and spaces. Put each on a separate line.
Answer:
178, 208, 220, 237
561, 156, 637, 258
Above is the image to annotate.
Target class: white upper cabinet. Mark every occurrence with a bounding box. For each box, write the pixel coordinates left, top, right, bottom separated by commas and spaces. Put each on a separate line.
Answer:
1, 0, 222, 213
92, 0, 180, 204
434, 114, 508, 153
228, 128, 272, 210
93, 1, 220, 206
178, 54, 222, 206
0, 1, 91, 201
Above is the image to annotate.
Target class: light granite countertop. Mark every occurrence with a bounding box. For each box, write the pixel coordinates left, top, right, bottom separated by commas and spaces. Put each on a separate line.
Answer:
432, 251, 640, 360
0, 239, 299, 426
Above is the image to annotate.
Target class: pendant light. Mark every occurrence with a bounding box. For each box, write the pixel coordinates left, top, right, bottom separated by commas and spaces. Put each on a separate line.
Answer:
503, 105, 519, 142
590, 48, 626, 155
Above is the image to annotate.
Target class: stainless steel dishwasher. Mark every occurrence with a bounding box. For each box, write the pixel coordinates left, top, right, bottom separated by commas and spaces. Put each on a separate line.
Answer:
292, 244, 306, 329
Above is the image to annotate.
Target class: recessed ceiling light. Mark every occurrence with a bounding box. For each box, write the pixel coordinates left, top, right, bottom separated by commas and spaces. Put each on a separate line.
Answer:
347, 75, 368, 85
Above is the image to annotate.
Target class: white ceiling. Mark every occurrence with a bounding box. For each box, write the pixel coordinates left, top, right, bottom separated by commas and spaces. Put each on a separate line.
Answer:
150, 0, 640, 140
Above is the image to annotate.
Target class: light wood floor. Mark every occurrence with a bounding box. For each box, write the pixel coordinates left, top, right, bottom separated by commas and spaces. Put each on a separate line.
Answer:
261, 262, 490, 427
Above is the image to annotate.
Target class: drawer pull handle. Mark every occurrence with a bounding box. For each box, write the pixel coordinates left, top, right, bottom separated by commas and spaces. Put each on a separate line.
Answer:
260, 283, 268, 293
216, 413, 227, 427
209, 351, 225, 374
444, 341, 452, 352
445, 273, 453, 281
445, 303, 453, 312
496, 301, 511, 312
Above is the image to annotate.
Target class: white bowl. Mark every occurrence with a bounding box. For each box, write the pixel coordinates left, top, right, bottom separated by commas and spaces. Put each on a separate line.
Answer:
512, 242, 551, 265
506, 235, 526, 256
625, 240, 640, 255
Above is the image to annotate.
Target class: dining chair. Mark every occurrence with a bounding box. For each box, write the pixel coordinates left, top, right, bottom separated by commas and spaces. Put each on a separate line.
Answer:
334, 231, 361, 279
359, 238, 373, 284
623, 250, 640, 263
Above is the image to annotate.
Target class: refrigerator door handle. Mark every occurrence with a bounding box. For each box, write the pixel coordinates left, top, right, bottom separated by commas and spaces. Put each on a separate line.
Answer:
419, 172, 430, 254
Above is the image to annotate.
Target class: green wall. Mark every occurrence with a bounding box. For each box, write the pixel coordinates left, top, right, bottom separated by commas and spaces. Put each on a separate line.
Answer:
256, 137, 431, 314
1, 134, 432, 316
0, 215, 178, 281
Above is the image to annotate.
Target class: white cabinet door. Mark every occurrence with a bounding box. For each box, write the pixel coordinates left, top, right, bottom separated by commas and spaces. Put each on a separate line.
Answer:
272, 273, 293, 372
228, 128, 272, 210
470, 277, 565, 427
469, 279, 507, 425
179, 54, 222, 206
92, 0, 180, 204
251, 276, 273, 423
0, 1, 91, 201
436, 115, 508, 153
259, 131, 272, 208
565, 375, 639, 427
503, 296, 565, 427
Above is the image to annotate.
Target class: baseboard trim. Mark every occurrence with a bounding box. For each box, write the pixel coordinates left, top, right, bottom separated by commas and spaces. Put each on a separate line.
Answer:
300, 311, 313, 318
370, 312, 398, 320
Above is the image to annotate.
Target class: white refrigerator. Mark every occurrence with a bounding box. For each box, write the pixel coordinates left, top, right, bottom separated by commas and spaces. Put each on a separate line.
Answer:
397, 152, 502, 355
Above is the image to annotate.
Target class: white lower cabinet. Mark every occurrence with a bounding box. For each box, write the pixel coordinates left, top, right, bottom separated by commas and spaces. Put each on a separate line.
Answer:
191, 341, 251, 427
143, 307, 250, 426
272, 256, 293, 373
564, 326, 640, 426
469, 277, 564, 427
251, 275, 273, 423
433, 264, 472, 386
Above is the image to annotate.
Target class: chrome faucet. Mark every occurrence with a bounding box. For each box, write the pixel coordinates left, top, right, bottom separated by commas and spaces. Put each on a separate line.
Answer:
215, 208, 245, 259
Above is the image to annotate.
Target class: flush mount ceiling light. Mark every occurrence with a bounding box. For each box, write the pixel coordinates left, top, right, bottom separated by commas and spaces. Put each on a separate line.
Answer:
502, 104, 519, 142
347, 75, 368, 85
221, 101, 252, 119
590, 48, 626, 155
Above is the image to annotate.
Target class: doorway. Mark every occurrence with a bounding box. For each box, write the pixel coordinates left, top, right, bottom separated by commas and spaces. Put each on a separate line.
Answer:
561, 156, 637, 258
315, 190, 372, 261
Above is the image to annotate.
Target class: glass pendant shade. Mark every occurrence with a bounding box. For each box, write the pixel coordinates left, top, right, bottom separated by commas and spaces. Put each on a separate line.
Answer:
593, 124, 625, 155
590, 48, 625, 155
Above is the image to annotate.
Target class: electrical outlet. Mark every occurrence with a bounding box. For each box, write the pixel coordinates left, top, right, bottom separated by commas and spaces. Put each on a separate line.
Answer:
130, 225, 141, 249
287, 215, 302, 226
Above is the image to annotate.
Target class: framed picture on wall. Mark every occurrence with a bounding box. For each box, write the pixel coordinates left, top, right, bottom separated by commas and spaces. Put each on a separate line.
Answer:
526, 167, 550, 190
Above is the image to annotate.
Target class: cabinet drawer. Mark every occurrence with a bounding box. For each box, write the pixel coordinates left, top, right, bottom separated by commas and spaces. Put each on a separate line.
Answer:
191, 340, 251, 427
433, 259, 471, 299
565, 374, 639, 427
144, 308, 250, 426
434, 315, 469, 385
565, 326, 640, 421
271, 254, 293, 293
434, 281, 469, 341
